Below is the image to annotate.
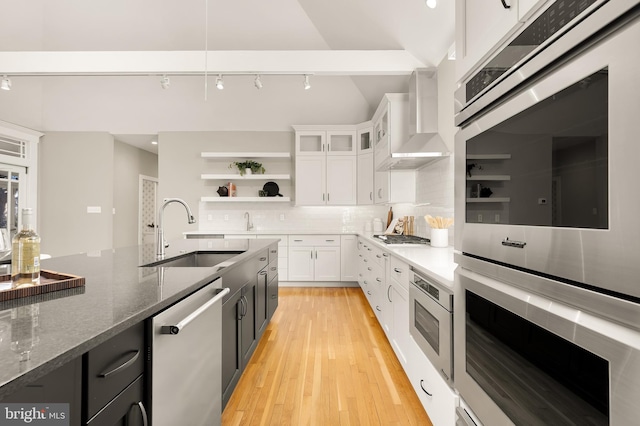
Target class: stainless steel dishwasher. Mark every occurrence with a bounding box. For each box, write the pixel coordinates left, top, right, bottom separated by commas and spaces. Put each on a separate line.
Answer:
151, 278, 229, 426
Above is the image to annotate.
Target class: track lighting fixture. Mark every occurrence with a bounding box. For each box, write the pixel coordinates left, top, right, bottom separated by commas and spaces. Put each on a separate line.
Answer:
216, 75, 224, 90
1, 76, 11, 91
303, 75, 311, 90
425, 0, 437, 8
160, 75, 170, 89
254, 75, 263, 89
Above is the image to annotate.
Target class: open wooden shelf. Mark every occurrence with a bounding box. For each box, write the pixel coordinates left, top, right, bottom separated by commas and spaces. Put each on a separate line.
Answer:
201, 152, 291, 159
201, 174, 291, 180
201, 196, 291, 203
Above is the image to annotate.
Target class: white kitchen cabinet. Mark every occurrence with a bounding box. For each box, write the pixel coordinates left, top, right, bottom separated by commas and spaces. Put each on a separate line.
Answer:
375, 170, 416, 204
357, 153, 374, 205
294, 126, 357, 206
356, 123, 373, 155
326, 156, 357, 205
295, 156, 326, 205
340, 235, 358, 281
389, 256, 411, 368
294, 127, 356, 156
287, 235, 341, 281
373, 94, 409, 170
408, 337, 458, 426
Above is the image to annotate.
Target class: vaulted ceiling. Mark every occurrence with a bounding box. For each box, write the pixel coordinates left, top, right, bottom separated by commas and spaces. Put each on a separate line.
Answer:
0, 0, 455, 152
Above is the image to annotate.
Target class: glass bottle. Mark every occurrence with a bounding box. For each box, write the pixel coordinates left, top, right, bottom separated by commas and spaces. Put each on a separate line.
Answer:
11, 208, 40, 288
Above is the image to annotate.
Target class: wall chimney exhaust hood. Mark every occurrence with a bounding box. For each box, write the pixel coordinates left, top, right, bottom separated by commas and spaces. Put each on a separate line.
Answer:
377, 68, 450, 171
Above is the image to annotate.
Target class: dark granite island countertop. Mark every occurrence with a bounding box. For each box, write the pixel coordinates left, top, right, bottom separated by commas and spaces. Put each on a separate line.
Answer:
0, 237, 278, 399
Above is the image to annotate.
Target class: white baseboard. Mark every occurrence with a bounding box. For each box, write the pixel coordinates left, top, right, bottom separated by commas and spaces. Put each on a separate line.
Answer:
279, 281, 358, 288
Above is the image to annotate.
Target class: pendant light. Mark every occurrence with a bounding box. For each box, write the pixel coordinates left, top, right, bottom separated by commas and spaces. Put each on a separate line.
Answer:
216, 75, 224, 90
160, 75, 170, 89
254, 75, 263, 89
303, 75, 311, 90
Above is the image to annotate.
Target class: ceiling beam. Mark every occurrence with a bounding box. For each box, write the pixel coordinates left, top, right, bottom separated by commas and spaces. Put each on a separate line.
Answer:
0, 50, 426, 76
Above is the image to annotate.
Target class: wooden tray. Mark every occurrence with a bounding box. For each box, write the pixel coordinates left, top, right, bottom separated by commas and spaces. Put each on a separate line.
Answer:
0, 270, 85, 302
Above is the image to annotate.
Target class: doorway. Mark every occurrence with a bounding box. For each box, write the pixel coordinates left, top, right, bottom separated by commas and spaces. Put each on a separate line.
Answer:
139, 175, 158, 246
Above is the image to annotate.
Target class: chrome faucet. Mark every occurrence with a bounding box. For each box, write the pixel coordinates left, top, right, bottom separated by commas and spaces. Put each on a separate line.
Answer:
156, 198, 196, 258
244, 211, 253, 231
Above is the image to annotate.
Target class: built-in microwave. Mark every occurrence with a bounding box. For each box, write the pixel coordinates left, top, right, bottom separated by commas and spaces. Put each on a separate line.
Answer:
454, 6, 640, 302
409, 269, 453, 386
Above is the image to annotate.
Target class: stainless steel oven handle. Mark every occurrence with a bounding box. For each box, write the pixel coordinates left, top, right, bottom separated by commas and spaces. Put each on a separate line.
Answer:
501, 238, 526, 248
161, 287, 230, 335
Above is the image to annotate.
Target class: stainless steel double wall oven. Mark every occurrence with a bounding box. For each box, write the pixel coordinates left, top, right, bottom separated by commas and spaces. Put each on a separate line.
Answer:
454, 0, 640, 424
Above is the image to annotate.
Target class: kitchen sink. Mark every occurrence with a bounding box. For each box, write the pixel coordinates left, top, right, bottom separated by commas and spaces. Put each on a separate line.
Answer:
141, 251, 244, 268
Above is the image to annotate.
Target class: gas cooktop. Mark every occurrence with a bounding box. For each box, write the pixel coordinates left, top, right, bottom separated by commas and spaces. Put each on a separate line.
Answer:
373, 235, 431, 245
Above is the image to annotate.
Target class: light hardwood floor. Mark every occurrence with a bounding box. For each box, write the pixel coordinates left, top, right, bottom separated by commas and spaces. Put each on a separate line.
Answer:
222, 287, 433, 426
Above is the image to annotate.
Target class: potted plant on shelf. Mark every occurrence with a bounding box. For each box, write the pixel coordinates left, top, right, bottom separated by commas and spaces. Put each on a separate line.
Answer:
229, 160, 265, 176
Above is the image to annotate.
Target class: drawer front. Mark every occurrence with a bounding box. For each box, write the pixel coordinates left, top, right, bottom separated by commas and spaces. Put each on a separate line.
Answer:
267, 259, 278, 283
390, 256, 410, 290
267, 280, 279, 319
86, 322, 145, 419
369, 245, 385, 268
87, 375, 146, 425
268, 245, 279, 264
289, 235, 340, 246
256, 249, 269, 271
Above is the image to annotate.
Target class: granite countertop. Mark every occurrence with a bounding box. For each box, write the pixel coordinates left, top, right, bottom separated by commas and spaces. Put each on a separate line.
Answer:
184, 230, 359, 236
0, 237, 278, 399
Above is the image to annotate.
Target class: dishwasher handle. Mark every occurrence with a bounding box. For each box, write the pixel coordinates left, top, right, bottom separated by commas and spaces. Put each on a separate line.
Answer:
161, 287, 230, 335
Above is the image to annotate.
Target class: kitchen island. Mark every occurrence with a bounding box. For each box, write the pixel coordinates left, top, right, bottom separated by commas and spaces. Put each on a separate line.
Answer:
0, 237, 279, 405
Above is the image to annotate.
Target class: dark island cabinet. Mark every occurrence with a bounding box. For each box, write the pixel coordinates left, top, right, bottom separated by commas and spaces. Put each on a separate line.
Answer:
221, 245, 279, 409
0, 321, 146, 426
0, 357, 83, 424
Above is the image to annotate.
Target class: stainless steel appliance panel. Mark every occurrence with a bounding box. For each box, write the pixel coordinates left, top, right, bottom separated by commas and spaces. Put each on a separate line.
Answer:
454, 266, 640, 425
151, 280, 228, 426
409, 270, 453, 385
455, 14, 640, 299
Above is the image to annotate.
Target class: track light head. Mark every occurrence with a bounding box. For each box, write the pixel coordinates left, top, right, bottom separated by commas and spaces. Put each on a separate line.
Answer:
303, 75, 311, 90
254, 75, 263, 90
1, 76, 11, 91
160, 75, 170, 89
426, 0, 437, 8
216, 75, 224, 90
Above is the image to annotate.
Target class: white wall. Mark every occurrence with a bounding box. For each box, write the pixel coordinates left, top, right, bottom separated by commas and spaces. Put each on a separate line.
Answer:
113, 140, 158, 248
39, 132, 114, 256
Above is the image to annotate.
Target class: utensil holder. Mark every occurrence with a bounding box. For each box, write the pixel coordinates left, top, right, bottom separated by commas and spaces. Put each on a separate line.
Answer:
430, 228, 448, 248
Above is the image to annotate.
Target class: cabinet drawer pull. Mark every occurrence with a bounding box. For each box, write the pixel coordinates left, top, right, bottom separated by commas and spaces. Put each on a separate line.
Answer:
394, 267, 403, 274
387, 285, 392, 302
259, 271, 268, 276
376, 254, 382, 259
98, 350, 140, 378
367, 267, 372, 271
127, 401, 149, 426
325, 239, 335, 242
270, 266, 277, 271
363, 258, 368, 262
419, 379, 433, 397
500, 0, 511, 8
367, 291, 372, 295
270, 249, 277, 254
259, 256, 267, 261
294, 239, 303, 242
271, 294, 277, 299
376, 306, 381, 312
376, 278, 382, 283
370, 191, 372, 200
382, 253, 389, 257
367, 247, 372, 251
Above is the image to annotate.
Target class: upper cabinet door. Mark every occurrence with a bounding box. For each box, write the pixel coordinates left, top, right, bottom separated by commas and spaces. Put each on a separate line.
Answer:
357, 127, 373, 155
295, 156, 326, 205
295, 131, 326, 156
326, 156, 357, 206
326, 131, 356, 155
455, 0, 521, 81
